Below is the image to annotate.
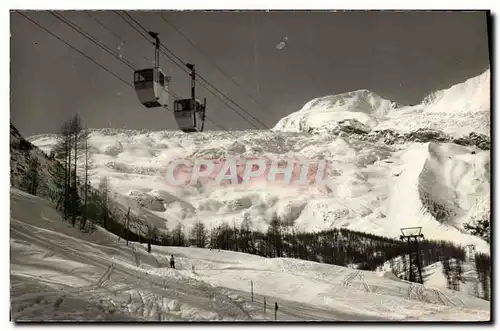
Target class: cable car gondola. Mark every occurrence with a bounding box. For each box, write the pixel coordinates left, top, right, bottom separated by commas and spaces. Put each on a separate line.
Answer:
133, 32, 170, 108
173, 63, 206, 133
133, 31, 206, 133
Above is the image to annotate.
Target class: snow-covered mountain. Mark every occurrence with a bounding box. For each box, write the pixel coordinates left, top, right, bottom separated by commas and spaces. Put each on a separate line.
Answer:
274, 69, 490, 136
28, 69, 491, 252
422, 69, 490, 114
374, 69, 490, 136
273, 89, 400, 134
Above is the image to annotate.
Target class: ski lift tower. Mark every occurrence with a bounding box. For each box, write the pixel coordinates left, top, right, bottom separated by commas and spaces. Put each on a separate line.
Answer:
400, 227, 425, 284
467, 244, 476, 262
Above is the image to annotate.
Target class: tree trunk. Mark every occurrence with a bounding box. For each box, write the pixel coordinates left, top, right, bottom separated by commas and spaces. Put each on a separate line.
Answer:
65, 136, 72, 221
82, 134, 88, 230
125, 207, 130, 246
72, 130, 78, 227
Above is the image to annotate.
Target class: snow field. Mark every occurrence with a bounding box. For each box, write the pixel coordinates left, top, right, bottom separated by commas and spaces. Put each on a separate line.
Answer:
10, 188, 490, 321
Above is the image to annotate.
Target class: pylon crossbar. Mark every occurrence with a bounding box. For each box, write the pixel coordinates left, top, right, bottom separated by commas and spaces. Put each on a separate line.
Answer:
400, 227, 422, 237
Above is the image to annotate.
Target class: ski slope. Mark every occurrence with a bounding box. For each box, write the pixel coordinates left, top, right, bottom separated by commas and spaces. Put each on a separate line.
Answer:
10, 189, 491, 321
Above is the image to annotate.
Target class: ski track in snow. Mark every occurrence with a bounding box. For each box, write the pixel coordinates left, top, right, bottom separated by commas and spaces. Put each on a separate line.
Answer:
10, 188, 490, 321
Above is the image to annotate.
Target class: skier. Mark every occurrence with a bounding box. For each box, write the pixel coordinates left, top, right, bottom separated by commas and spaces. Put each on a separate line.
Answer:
170, 255, 175, 269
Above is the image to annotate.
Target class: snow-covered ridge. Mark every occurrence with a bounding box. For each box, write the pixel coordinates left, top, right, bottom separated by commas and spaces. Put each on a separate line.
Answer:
274, 69, 490, 136
422, 69, 490, 113
273, 89, 398, 133
300, 89, 399, 116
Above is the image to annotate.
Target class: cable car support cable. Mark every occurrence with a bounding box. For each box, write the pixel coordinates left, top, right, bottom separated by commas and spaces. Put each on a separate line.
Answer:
15, 11, 231, 133
157, 12, 271, 121
49, 11, 137, 71
56, 11, 228, 133
84, 10, 125, 44
120, 11, 287, 146
127, 10, 269, 130
117, 11, 277, 134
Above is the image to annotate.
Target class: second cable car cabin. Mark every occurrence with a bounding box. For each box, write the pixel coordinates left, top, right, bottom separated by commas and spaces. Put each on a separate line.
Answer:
173, 63, 206, 133
173, 97, 206, 133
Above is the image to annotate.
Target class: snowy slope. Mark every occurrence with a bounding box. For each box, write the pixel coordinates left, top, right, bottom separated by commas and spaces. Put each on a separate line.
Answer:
10, 189, 491, 321
384, 142, 489, 253
27, 70, 490, 251
418, 143, 490, 228
10, 188, 270, 321
11, 124, 169, 238
422, 261, 486, 299
381, 257, 488, 301
10, 124, 63, 201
